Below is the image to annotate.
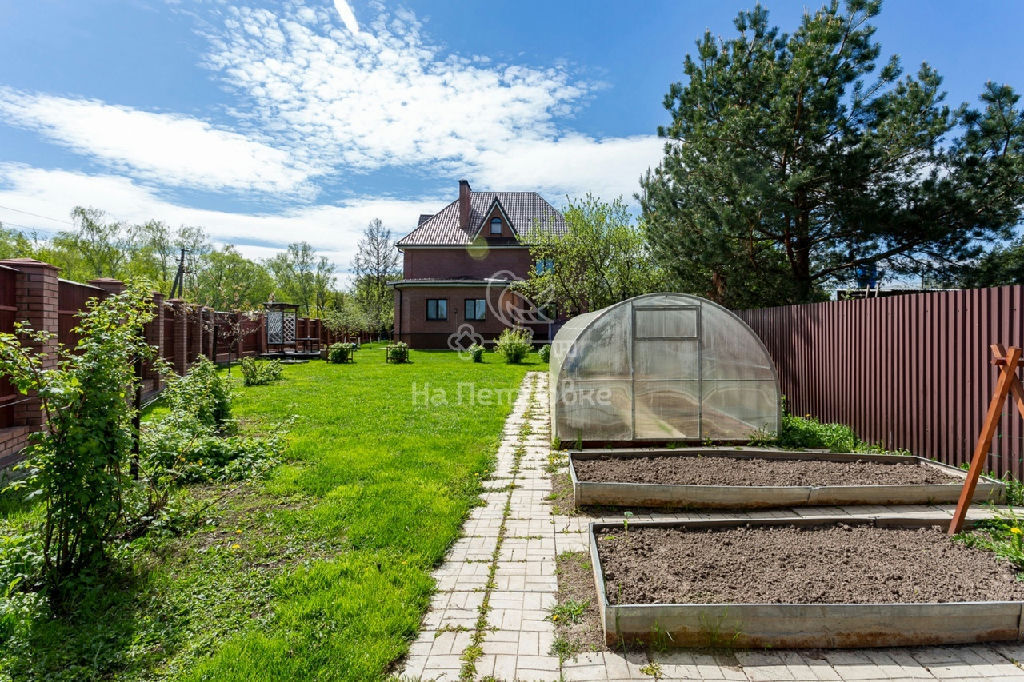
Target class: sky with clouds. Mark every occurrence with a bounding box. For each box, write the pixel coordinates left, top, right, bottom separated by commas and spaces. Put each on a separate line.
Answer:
0, 0, 1022, 276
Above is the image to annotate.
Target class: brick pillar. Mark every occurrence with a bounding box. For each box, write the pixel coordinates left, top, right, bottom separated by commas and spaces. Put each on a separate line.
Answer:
170, 299, 188, 375
0, 259, 60, 428
258, 314, 266, 354
188, 305, 202, 369
146, 292, 165, 390
87, 277, 125, 295
204, 308, 215, 360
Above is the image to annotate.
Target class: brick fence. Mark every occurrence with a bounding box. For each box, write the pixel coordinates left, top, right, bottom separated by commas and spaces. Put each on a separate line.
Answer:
0, 258, 330, 467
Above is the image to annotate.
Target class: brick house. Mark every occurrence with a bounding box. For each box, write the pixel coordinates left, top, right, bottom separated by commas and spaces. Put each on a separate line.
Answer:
391, 180, 567, 349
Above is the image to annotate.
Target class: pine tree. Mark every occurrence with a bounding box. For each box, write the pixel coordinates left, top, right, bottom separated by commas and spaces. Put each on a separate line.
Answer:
640, 0, 1024, 307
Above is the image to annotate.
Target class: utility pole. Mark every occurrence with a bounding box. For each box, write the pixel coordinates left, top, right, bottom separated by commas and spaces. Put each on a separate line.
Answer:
169, 246, 187, 298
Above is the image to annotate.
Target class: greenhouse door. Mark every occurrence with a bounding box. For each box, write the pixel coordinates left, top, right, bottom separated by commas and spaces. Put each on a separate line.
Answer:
631, 304, 702, 440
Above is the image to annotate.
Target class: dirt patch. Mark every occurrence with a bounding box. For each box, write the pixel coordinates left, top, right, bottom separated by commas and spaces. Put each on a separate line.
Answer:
596, 524, 1024, 605
549, 472, 577, 516
575, 455, 957, 487
553, 552, 605, 654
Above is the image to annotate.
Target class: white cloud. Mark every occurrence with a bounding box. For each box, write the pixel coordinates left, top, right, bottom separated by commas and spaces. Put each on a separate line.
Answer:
203, 3, 592, 173
0, 163, 432, 275
197, 2, 664, 201
0, 87, 316, 195
333, 0, 359, 34
475, 135, 663, 200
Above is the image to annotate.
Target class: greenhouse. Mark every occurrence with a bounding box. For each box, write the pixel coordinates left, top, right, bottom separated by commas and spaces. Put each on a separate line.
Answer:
549, 293, 780, 443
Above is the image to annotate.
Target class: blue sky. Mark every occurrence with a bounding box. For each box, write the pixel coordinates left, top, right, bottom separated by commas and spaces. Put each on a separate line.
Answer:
0, 0, 1022, 273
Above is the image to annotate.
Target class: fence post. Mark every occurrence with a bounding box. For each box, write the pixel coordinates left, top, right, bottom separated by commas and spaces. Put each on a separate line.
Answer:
170, 299, 189, 375
0, 258, 60, 429
188, 304, 202, 369
203, 308, 214, 360
147, 292, 165, 392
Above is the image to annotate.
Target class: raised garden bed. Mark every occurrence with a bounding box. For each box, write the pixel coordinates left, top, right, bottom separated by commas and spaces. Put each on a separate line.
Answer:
590, 516, 1024, 648
570, 448, 1004, 509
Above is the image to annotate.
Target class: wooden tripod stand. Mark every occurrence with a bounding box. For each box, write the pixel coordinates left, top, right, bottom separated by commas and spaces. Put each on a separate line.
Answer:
949, 344, 1024, 535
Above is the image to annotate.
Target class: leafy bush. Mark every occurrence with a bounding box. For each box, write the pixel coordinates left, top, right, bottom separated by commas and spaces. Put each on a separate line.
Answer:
327, 342, 356, 364
538, 344, 551, 362
0, 533, 43, 597
0, 286, 155, 602
141, 416, 283, 484
240, 357, 283, 386
163, 355, 232, 428
776, 414, 859, 452
386, 342, 409, 363
495, 328, 532, 364
469, 343, 484, 363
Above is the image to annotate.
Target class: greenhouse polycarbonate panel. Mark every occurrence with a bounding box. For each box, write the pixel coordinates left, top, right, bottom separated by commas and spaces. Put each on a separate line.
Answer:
633, 339, 699, 381
556, 380, 633, 441
562, 309, 630, 380
634, 380, 700, 440
634, 307, 698, 338
700, 305, 775, 380
701, 380, 779, 439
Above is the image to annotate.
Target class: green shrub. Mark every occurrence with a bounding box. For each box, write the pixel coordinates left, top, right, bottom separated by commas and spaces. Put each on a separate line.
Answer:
538, 344, 551, 362
495, 328, 532, 364
327, 342, 356, 364
469, 343, 484, 363
141, 415, 283, 484
776, 414, 859, 452
0, 285, 155, 601
163, 355, 232, 428
240, 357, 283, 386
386, 342, 409, 363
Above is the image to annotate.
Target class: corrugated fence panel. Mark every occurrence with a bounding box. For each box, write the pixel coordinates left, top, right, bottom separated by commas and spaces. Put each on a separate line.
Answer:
737, 286, 1024, 478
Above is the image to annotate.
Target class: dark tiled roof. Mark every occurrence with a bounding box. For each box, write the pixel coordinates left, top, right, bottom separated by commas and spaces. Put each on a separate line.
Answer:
417, 214, 433, 226
397, 192, 567, 246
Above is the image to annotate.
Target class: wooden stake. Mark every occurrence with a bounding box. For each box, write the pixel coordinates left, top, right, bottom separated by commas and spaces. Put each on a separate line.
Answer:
949, 345, 1023, 535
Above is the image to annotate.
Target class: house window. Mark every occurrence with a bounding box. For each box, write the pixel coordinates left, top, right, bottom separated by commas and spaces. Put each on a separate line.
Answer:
490, 217, 502, 234
535, 258, 554, 275
426, 298, 447, 321
465, 298, 486, 321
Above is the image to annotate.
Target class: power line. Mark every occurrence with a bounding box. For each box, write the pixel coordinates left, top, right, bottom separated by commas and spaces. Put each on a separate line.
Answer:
0, 204, 73, 226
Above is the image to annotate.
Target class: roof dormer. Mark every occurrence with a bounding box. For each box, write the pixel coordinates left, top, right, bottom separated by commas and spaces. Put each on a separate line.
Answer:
473, 197, 516, 241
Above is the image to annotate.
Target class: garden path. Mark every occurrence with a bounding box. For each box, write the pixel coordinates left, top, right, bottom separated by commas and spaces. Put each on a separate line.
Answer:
401, 371, 1024, 682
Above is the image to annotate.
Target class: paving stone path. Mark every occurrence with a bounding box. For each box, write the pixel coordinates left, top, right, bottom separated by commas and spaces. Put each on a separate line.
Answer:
400, 371, 1024, 681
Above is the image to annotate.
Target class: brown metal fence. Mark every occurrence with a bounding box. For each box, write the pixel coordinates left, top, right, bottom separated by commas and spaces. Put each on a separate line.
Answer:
58, 279, 107, 350
737, 286, 1024, 479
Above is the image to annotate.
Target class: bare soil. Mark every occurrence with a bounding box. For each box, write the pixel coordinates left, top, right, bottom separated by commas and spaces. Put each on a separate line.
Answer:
553, 552, 605, 654
597, 524, 1024, 605
575, 455, 957, 487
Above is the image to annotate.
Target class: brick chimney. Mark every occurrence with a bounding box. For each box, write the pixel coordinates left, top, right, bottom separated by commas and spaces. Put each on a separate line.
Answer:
458, 179, 471, 229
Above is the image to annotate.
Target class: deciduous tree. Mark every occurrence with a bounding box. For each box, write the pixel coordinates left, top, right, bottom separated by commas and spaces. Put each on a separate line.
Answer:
519, 195, 663, 316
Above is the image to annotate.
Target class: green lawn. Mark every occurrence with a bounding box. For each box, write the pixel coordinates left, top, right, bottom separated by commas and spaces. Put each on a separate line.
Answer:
0, 345, 543, 680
